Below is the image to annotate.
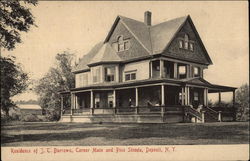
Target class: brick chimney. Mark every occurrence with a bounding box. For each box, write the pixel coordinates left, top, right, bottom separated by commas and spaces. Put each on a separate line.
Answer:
144, 11, 151, 26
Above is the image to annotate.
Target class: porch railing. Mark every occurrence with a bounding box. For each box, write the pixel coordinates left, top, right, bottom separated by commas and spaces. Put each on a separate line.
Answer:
62, 105, 185, 116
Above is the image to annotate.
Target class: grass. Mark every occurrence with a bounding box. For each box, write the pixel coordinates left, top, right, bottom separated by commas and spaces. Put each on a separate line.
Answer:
1, 122, 249, 146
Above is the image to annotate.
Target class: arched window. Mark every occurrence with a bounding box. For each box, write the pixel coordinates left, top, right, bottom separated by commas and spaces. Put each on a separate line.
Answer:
184, 34, 189, 49
117, 36, 124, 51
117, 35, 130, 52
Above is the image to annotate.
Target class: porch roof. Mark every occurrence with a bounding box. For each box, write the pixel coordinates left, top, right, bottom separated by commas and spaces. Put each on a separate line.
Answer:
181, 77, 237, 92
69, 77, 237, 93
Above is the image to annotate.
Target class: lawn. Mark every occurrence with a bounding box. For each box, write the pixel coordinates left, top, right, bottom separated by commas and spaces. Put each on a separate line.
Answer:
1, 122, 249, 146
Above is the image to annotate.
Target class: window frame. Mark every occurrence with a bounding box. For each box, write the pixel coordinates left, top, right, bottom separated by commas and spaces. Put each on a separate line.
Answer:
104, 66, 115, 82
124, 71, 137, 81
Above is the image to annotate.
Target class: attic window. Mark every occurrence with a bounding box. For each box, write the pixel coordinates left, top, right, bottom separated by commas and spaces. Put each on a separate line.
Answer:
117, 36, 130, 52
179, 34, 194, 51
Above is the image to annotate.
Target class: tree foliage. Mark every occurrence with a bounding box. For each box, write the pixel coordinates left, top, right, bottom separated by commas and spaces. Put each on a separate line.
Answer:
0, 0, 37, 50
35, 51, 75, 121
235, 84, 249, 121
0, 56, 29, 116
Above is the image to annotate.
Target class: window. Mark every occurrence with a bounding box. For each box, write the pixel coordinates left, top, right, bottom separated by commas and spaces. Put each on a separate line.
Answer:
179, 40, 183, 48
124, 41, 130, 50
178, 65, 186, 79
179, 66, 186, 75
125, 72, 136, 81
189, 43, 194, 51
117, 36, 130, 52
104, 66, 115, 82
94, 93, 100, 108
93, 67, 100, 83
194, 92, 199, 101
194, 67, 200, 77
179, 34, 194, 51
108, 92, 114, 108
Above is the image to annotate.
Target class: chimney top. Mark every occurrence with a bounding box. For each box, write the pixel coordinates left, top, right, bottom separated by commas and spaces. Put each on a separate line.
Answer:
144, 11, 152, 26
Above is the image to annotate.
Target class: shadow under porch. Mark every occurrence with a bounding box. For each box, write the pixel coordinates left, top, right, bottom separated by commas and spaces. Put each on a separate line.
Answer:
61, 85, 188, 123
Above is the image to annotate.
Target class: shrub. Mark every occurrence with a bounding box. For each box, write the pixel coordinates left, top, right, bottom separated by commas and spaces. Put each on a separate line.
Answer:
21, 113, 40, 122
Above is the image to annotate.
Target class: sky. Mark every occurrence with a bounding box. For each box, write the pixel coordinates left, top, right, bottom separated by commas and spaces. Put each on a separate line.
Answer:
2, 1, 248, 102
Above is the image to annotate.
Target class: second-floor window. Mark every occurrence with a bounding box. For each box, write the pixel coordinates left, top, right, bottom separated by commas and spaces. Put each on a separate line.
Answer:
178, 65, 186, 79
105, 66, 115, 82
93, 67, 100, 83
125, 71, 136, 81
194, 67, 200, 77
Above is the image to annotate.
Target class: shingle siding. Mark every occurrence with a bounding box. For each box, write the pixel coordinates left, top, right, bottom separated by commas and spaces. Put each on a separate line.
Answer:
107, 20, 150, 61
165, 20, 210, 64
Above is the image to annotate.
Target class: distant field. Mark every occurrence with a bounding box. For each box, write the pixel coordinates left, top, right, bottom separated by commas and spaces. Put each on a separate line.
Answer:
1, 122, 249, 146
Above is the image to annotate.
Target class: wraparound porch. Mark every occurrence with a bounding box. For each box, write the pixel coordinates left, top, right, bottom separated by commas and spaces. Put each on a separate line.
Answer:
60, 78, 236, 123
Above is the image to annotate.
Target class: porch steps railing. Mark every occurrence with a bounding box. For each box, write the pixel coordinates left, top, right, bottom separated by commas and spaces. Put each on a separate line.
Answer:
184, 106, 203, 122
204, 106, 220, 122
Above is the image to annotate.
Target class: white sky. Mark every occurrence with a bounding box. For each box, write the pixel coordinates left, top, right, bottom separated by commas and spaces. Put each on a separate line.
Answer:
2, 1, 248, 102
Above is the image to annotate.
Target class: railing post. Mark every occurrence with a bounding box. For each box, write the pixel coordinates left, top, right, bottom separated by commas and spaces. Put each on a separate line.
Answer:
161, 106, 165, 122
201, 111, 205, 123
135, 106, 139, 114
218, 111, 222, 122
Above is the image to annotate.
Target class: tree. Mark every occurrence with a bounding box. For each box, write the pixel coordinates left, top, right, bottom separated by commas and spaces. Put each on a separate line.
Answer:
35, 51, 75, 121
0, 56, 29, 117
0, 0, 38, 50
235, 84, 249, 121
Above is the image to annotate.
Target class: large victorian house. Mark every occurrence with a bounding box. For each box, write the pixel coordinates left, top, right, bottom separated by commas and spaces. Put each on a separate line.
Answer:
60, 11, 236, 123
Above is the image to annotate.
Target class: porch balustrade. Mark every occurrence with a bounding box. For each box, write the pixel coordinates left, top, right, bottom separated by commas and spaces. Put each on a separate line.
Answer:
62, 105, 185, 116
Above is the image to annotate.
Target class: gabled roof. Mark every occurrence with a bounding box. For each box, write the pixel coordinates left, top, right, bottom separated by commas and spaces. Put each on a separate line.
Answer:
88, 43, 121, 65
72, 42, 103, 73
181, 77, 213, 87
150, 16, 188, 54
104, 16, 152, 54
74, 14, 213, 73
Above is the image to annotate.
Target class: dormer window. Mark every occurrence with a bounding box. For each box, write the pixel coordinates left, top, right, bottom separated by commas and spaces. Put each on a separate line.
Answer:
117, 36, 130, 52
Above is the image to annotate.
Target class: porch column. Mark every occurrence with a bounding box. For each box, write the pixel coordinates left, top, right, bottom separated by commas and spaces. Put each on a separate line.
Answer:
161, 85, 165, 120
218, 92, 221, 105
135, 87, 138, 107
232, 90, 236, 121
61, 95, 64, 116
160, 59, 164, 78
181, 87, 185, 105
161, 84, 165, 106
150, 61, 153, 78
204, 88, 208, 106
184, 86, 189, 105
186, 87, 190, 105
113, 90, 116, 108
75, 94, 79, 109
232, 90, 235, 107
71, 93, 75, 115
174, 63, 178, 79
90, 90, 94, 114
